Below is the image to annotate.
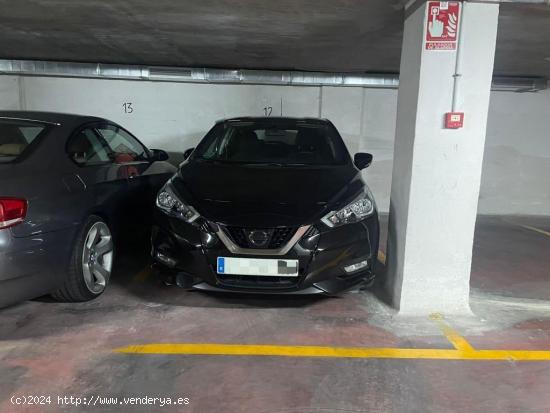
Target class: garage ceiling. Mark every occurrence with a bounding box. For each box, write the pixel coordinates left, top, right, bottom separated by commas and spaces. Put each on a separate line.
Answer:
0, 0, 549, 77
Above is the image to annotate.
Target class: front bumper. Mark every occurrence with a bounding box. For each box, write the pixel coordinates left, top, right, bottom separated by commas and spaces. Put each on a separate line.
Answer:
151, 212, 379, 295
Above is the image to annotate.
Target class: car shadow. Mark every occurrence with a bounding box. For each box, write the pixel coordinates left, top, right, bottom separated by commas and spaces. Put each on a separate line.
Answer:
0, 242, 383, 341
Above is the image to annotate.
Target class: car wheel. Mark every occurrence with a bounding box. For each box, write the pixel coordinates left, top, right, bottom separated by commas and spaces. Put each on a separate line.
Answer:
52, 215, 115, 302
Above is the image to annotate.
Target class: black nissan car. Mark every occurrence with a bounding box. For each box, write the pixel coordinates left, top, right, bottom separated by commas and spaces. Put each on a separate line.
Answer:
152, 117, 379, 294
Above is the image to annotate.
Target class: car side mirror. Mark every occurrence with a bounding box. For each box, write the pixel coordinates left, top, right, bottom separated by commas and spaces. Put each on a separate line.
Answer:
183, 147, 195, 160
354, 153, 373, 170
150, 149, 169, 162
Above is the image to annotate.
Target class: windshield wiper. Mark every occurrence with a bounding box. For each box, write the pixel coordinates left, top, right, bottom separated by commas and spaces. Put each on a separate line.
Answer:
197, 158, 226, 163
241, 162, 314, 167
200, 159, 316, 167
248, 162, 284, 167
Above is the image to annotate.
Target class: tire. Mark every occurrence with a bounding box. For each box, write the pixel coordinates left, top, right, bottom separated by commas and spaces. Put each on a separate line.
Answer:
52, 215, 115, 302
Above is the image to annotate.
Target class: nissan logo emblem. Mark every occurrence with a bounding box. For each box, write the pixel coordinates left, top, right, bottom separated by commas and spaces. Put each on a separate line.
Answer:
247, 230, 270, 247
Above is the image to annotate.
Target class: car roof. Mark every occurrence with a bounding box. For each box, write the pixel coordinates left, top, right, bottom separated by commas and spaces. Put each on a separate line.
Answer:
0, 111, 108, 127
216, 116, 331, 125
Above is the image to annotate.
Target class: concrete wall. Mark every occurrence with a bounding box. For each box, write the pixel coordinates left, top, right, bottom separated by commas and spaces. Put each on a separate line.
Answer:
0, 75, 548, 215
482, 91, 550, 215
0, 76, 21, 110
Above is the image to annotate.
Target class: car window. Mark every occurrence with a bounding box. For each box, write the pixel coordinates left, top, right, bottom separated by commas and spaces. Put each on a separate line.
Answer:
0, 120, 49, 163
95, 125, 148, 163
194, 121, 349, 166
67, 128, 111, 165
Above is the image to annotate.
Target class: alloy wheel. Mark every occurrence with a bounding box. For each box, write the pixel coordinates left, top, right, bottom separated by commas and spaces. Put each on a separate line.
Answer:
81, 222, 114, 294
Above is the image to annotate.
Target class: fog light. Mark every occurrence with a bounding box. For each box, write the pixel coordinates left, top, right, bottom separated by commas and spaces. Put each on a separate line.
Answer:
155, 251, 177, 268
344, 259, 369, 274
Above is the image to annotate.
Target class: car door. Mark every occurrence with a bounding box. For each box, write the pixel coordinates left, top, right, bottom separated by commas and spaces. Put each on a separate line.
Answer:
93, 123, 167, 232
65, 124, 131, 235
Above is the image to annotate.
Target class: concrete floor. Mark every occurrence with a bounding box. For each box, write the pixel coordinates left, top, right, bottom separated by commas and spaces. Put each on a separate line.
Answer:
1, 215, 549, 412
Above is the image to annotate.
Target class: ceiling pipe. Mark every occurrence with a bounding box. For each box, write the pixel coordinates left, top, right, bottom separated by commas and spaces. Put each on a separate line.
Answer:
403, 0, 549, 18
402, 0, 550, 6
476, 0, 550, 3
0, 59, 546, 92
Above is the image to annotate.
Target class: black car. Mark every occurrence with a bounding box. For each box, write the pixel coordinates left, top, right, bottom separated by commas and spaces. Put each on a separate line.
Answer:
152, 117, 379, 295
0, 111, 176, 307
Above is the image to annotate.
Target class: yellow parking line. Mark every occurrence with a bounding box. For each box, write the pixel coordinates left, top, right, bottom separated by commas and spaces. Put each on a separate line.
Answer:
114, 343, 550, 361
132, 267, 152, 283
377, 250, 386, 265
113, 314, 549, 361
430, 313, 475, 352
519, 224, 550, 238
115, 314, 550, 362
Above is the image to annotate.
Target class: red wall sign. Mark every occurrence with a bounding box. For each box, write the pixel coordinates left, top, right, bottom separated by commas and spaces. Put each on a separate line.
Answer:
425, 1, 461, 51
445, 112, 464, 129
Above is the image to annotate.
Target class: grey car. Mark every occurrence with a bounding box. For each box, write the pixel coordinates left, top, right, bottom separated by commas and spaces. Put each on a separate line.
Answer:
0, 111, 176, 308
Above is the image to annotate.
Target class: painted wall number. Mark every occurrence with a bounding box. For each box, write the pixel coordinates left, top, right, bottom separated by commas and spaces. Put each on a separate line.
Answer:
122, 102, 134, 113
263, 106, 273, 117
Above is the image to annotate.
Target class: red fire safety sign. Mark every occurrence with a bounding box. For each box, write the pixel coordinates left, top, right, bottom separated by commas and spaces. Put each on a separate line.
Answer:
425, 1, 461, 51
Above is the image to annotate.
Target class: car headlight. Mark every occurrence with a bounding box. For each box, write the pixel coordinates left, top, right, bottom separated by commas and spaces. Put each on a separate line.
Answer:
156, 182, 200, 223
321, 190, 375, 228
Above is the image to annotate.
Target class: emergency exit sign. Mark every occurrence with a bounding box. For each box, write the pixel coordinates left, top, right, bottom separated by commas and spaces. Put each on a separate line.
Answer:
425, 1, 461, 51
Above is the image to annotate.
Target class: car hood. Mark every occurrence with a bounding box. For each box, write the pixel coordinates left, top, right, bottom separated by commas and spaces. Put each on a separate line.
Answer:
173, 161, 364, 227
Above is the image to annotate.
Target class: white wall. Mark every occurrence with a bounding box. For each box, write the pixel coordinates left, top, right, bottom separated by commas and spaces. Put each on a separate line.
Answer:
481, 91, 550, 215
18, 77, 321, 151
0, 76, 21, 109
320, 87, 397, 213
1, 74, 548, 215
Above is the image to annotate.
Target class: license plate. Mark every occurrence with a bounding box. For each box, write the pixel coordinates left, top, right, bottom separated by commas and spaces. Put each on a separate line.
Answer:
217, 257, 299, 277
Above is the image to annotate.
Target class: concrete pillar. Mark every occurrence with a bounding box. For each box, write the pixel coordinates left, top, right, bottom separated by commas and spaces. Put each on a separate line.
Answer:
386, 1, 500, 314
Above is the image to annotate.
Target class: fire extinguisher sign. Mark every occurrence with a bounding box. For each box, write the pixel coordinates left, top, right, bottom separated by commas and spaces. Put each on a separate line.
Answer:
425, 1, 461, 51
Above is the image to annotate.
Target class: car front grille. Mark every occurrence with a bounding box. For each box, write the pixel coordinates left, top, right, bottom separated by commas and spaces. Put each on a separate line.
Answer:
224, 226, 298, 250
216, 275, 300, 290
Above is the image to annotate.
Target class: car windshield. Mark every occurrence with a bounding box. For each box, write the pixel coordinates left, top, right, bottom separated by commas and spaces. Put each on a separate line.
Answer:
0, 120, 49, 163
194, 120, 350, 166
